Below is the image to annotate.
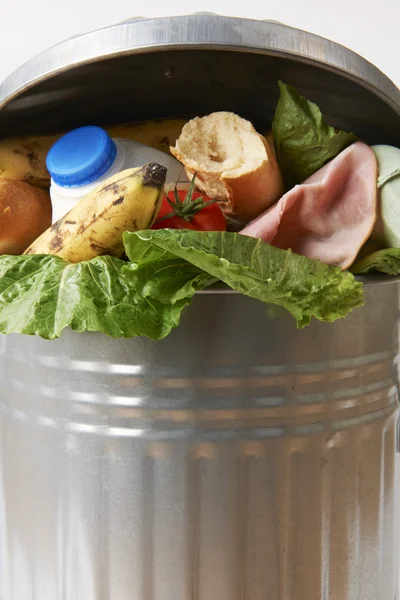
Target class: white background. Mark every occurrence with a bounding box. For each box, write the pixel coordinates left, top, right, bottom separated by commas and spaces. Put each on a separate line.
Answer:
0, 0, 399, 87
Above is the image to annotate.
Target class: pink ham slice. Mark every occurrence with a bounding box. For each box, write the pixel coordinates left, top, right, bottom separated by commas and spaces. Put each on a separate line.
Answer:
241, 142, 378, 269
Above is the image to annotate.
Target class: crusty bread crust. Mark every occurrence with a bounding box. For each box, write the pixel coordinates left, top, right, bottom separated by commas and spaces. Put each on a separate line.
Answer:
170, 112, 284, 223
0, 179, 52, 255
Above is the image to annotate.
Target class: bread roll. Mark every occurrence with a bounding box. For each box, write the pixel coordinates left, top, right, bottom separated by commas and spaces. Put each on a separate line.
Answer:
170, 112, 284, 224
0, 179, 52, 255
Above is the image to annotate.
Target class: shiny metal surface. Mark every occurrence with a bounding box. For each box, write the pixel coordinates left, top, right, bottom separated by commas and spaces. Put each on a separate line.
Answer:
1, 14, 399, 107
0, 15, 400, 143
0, 285, 399, 600
0, 14, 400, 600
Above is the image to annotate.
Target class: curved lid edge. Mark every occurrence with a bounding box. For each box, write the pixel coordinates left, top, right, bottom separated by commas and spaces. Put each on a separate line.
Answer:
0, 14, 399, 118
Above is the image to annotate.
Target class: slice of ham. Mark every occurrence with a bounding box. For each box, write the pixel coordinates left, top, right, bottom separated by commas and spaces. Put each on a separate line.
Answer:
241, 142, 378, 269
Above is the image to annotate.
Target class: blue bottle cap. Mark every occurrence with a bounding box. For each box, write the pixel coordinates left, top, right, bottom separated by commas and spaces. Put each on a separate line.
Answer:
46, 125, 117, 188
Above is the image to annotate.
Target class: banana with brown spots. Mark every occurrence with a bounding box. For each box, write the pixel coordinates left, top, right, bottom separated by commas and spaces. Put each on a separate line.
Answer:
24, 163, 166, 263
0, 119, 187, 189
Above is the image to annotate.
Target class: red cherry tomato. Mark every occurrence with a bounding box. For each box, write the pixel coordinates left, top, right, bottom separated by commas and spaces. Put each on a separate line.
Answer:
152, 179, 226, 232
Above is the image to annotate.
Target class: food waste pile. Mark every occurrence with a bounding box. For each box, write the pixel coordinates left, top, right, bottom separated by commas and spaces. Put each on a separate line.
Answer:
0, 82, 399, 340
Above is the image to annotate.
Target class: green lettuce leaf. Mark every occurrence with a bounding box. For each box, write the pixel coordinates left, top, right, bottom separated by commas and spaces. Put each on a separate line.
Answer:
351, 248, 400, 275
0, 253, 215, 340
0, 230, 365, 340
272, 81, 358, 188
124, 230, 364, 328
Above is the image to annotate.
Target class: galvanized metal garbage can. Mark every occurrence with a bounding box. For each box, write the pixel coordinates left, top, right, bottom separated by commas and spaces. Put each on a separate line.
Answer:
1, 15, 400, 600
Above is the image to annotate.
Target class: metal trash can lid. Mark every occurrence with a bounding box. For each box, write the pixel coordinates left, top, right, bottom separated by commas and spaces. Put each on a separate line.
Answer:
0, 14, 399, 142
